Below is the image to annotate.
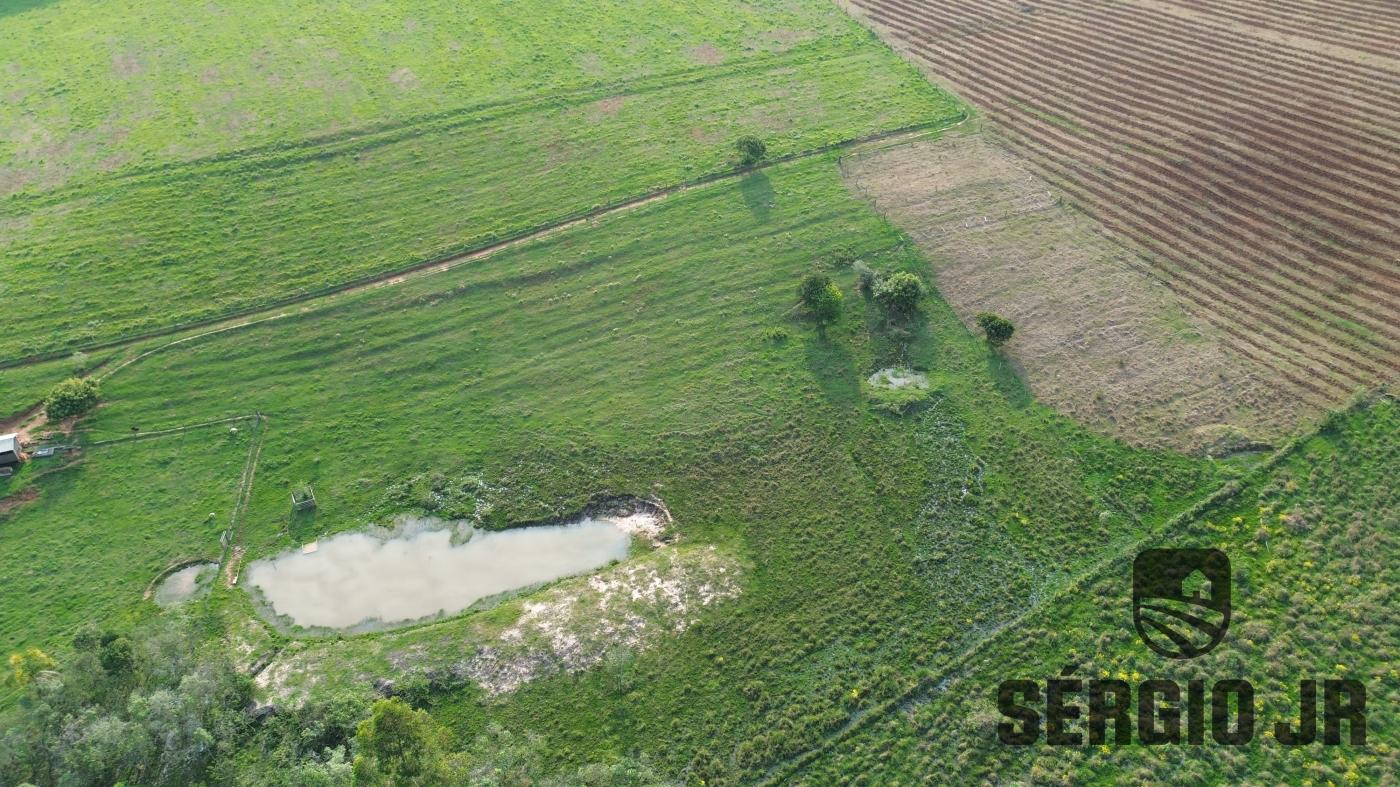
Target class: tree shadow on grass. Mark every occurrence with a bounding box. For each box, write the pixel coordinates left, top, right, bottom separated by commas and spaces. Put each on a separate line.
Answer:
739, 171, 774, 224
804, 332, 860, 411
288, 506, 320, 543
985, 347, 1032, 409
0, 0, 58, 20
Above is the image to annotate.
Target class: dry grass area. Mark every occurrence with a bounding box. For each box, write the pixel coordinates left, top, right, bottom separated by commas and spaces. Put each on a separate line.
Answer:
839, 0, 1400, 422
842, 132, 1305, 452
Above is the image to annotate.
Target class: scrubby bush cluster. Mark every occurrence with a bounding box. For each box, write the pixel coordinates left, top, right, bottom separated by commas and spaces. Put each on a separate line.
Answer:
0, 614, 676, 786
852, 260, 878, 294
976, 312, 1014, 347
43, 377, 101, 420
872, 271, 924, 316
0, 614, 252, 787
735, 136, 766, 168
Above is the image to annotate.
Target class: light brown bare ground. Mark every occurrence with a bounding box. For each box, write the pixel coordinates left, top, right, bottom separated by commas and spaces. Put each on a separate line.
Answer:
0, 486, 39, 518
842, 132, 1306, 453
838, 0, 1400, 425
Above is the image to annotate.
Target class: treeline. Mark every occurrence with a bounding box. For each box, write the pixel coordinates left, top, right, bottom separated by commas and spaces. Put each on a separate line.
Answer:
1, 613, 673, 786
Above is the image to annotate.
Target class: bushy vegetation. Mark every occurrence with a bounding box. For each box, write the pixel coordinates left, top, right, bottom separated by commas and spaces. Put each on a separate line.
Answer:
852, 260, 879, 295
873, 271, 925, 316
976, 311, 1015, 347
736, 136, 768, 169
42, 377, 100, 421
2, 618, 671, 786
798, 272, 843, 327
0, 613, 253, 787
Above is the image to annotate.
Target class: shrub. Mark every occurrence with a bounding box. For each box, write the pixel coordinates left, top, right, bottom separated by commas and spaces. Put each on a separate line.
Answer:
6, 648, 55, 688
865, 382, 930, 415
736, 136, 767, 168
852, 261, 878, 294
826, 245, 858, 268
976, 312, 1015, 347
874, 271, 924, 315
799, 273, 843, 326
43, 377, 101, 421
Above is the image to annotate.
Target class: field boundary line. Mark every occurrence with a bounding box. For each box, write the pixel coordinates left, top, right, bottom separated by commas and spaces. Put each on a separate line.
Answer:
756, 393, 1377, 785
83, 413, 262, 447
219, 413, 267, 587
2, 37, 880, 206
5, 111, 969, 377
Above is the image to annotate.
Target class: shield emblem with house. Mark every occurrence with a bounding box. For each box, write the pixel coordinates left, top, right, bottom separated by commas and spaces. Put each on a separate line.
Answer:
1133, 548, 1231, 659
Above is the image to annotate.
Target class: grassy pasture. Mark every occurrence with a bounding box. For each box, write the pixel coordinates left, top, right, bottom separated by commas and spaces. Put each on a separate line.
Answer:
9, 154, 1224, 781
0, 427, 248, 662
1, 2, 1392, 784
1, 0, 862, 185
796, 399, 1400, 785
0, 0, 956, 360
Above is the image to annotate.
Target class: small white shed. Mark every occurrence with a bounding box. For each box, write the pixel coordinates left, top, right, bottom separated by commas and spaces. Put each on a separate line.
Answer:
0, 433, 21, 467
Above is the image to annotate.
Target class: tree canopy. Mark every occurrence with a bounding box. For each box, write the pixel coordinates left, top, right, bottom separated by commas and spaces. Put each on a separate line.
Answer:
735, 136, 767, 168
873, 271, 924, 316
43, 377, 101, 421
976, 312, 1015, 347
799, 273, 843, 326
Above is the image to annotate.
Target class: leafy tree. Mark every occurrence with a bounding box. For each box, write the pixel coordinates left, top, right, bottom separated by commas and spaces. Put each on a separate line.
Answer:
976, 312, 1015, 347
351, 698, 455, 786
0, 614, 253, 787
735, 136, 766, 168
873, 271, 924, 316
798, 273, 843, 326
43, 377, 101, 421
99, 635, 135, 677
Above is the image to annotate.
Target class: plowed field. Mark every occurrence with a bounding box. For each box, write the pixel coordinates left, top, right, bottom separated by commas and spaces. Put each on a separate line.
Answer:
841, 0, 1400, 411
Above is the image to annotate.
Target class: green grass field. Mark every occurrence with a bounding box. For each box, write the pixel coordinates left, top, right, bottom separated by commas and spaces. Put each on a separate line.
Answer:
0, 428, 248, 664
1, 2, 1393, 784
0, 0, 956, 361
793, 399, 1399, 785
2, 153, 1225, 781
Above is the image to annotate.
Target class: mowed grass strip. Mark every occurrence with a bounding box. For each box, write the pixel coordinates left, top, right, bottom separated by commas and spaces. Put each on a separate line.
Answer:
48, 156, 1220, 778
0, 0, 957, 360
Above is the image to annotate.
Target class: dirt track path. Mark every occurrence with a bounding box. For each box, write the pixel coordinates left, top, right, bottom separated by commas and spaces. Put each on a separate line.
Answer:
2, 115, 967, 380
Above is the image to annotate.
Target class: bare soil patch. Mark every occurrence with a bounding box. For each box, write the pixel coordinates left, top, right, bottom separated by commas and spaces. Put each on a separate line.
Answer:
582, 95, 629, 122
111, 52, 143, 78
688, 43, 726, 65
387, 67, 419, 90
0, 486, 39, 518
842, 133, 1306, 452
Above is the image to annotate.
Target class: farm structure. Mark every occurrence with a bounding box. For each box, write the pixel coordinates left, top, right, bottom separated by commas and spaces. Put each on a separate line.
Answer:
0, 434, 22, 467
840, 0, 1400, 414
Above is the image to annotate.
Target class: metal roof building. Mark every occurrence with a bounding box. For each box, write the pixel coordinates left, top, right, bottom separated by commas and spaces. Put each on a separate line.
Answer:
0, 433, 21, 466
